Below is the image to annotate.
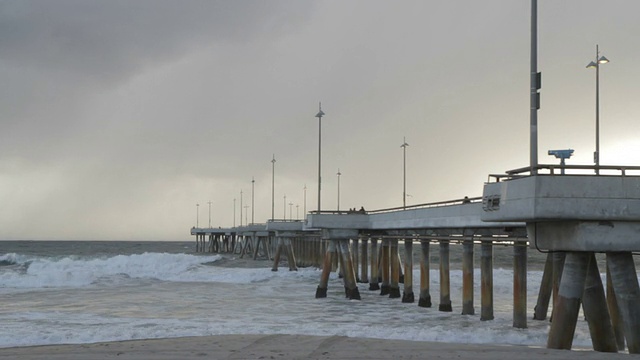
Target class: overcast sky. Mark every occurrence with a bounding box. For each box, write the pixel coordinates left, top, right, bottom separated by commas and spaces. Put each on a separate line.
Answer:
1, 1, 639, 241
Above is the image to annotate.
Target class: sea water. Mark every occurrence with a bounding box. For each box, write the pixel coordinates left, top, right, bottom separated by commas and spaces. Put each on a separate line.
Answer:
0, 240, 600, 349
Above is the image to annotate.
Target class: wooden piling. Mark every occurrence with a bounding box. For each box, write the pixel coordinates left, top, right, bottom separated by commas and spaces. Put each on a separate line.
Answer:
582, 253, 618, 352
439, 240, 452, 312
608, 252, 640, 354
315, 240, 335, 298
547, 252, 589, 350
369, 238, 380, 291
513, 242, 527, 329
462, 240, 474, 315
533, 252, 554, 320
419, 240, 432, 307
480, 240, 493, 320
402, 239, 414, 303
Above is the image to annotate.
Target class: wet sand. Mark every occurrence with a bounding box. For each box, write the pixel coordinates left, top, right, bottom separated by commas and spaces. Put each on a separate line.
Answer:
0, 334, 634, 360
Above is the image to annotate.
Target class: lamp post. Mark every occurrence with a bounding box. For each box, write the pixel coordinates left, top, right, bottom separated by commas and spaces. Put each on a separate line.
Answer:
271, 155, 276, 221
207, 201, 212, 228
303, 184, 307, 215
315, 103, 325, 212
195, 203, 200, 228
586, 44, 609, 175
233, 198, 236, 227
296, 204, 299, 220
251, 177, 255, 225
289, 202, 293, 221
240, 190, 243, 226
283, 194, 287, 220
336, 169, 342, 211
401, 137, 409, 209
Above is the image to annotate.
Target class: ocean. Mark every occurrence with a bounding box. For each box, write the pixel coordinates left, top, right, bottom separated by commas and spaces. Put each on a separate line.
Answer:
0, 240, 603, 349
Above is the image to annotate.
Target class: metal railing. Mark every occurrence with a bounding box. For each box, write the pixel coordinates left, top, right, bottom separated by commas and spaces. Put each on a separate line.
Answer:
488, 164, 640, 182
309, 196, 482, 216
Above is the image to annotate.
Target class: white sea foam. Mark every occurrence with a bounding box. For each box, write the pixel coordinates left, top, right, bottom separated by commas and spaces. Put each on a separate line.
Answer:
0, 252, 223, 289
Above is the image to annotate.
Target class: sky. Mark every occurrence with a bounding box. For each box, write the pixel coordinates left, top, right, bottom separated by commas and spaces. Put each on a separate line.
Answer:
1, 1, 639, 241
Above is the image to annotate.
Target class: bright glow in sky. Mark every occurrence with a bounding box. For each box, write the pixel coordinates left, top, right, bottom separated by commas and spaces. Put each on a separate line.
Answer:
1, 1, 639, 240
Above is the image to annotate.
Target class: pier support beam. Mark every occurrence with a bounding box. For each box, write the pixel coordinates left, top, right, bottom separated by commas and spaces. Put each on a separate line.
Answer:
360, 238, 369, 284
513, 242, 527, 328
369, 238, 380, 291
608, 252, 640, 354
547, 252, 589, 350
380, 240, 390, 295
419, 240, 432, 308
352, 239, 360, 282
533, 252, 553, 320
339, 239, 361, 300
462, 239, 474, 315
480, 240, 493, 320
402, 239, 414, 303
439, 240, 452, 312
389, 240, 401, 298
315, 240, 336, 298
582, 253, 618, 352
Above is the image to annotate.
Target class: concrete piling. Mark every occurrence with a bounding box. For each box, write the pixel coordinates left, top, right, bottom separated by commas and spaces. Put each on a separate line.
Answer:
480, 240, 493, 320
339, 239, 361, 300
547, 252, 589, 350
380, 240, 390, 295
608, 252, 640, 354
360, 238, 369, 284
533, 252, 554, 320
461, 240, 474, 315
285, 238, 298, 271
315, 240, 336, 299
352, 239, 360, 282
271, 237, 284, 271
402, 239, 414, 303
389, 240, 401, 298
419, 240, 432, 308
369, 238, 380, 291
438, 240, 452, 312
582, 253, 618, 352
513, 242, 527, 329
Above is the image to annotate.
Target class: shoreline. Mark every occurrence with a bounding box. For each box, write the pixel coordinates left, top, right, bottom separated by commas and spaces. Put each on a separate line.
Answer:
0, 334, 633, 359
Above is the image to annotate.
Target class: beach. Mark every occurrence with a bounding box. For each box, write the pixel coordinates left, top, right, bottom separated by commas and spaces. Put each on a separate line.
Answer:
0, 334, 636, 360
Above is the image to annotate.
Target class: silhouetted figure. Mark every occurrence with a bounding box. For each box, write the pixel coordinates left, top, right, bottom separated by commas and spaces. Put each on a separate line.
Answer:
463, 196, 471, 204
359, 206, 366, 214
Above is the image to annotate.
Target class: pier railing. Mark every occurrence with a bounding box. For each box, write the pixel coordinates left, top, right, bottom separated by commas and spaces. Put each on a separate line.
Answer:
489, 164, 640, 182
309, 197, 483, 216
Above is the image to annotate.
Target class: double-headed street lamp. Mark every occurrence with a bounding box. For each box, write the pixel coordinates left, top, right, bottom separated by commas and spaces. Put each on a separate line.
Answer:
401, 137, 409, 209
586, 44, 609, 175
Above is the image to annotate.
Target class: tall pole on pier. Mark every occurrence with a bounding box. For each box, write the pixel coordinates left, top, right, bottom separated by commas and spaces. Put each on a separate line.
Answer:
251, 177, 255, 225
303, 184, 307, 215
271, 155, 276, 221
289, 202, 293, 221
315, 103, 325, 212
240, 190, 243, 226
401, 137, 409, 209
530, 0, 540, 175
296, 204, 299, 220
207, 201, 212, 228
586, 45, 609, 175
283, 194, 287, 220
244, 205, 249, 225
195, 203, 199, 228
336, 169, 341, 211
233, 198, 236, 227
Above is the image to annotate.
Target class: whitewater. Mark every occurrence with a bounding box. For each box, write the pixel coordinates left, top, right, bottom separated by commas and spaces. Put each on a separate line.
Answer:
0, 241, 597, 349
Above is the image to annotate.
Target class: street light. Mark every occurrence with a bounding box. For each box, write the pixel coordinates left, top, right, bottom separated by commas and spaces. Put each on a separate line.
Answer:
207, 201, 212, 228
283, 194, 287, 220
315, 102, 325, 212
251, 177, 255, 225
271, 155, 276, 221
296, 204, 299, 220
233, 198, 236, 227
289, 202, 293, 220
336, 168, 342, 211
196, 203, 200, 228
303, 184, 307, 215
401, 137, 409, 209
586, 44, 609, 175
239, 190, 243, 226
